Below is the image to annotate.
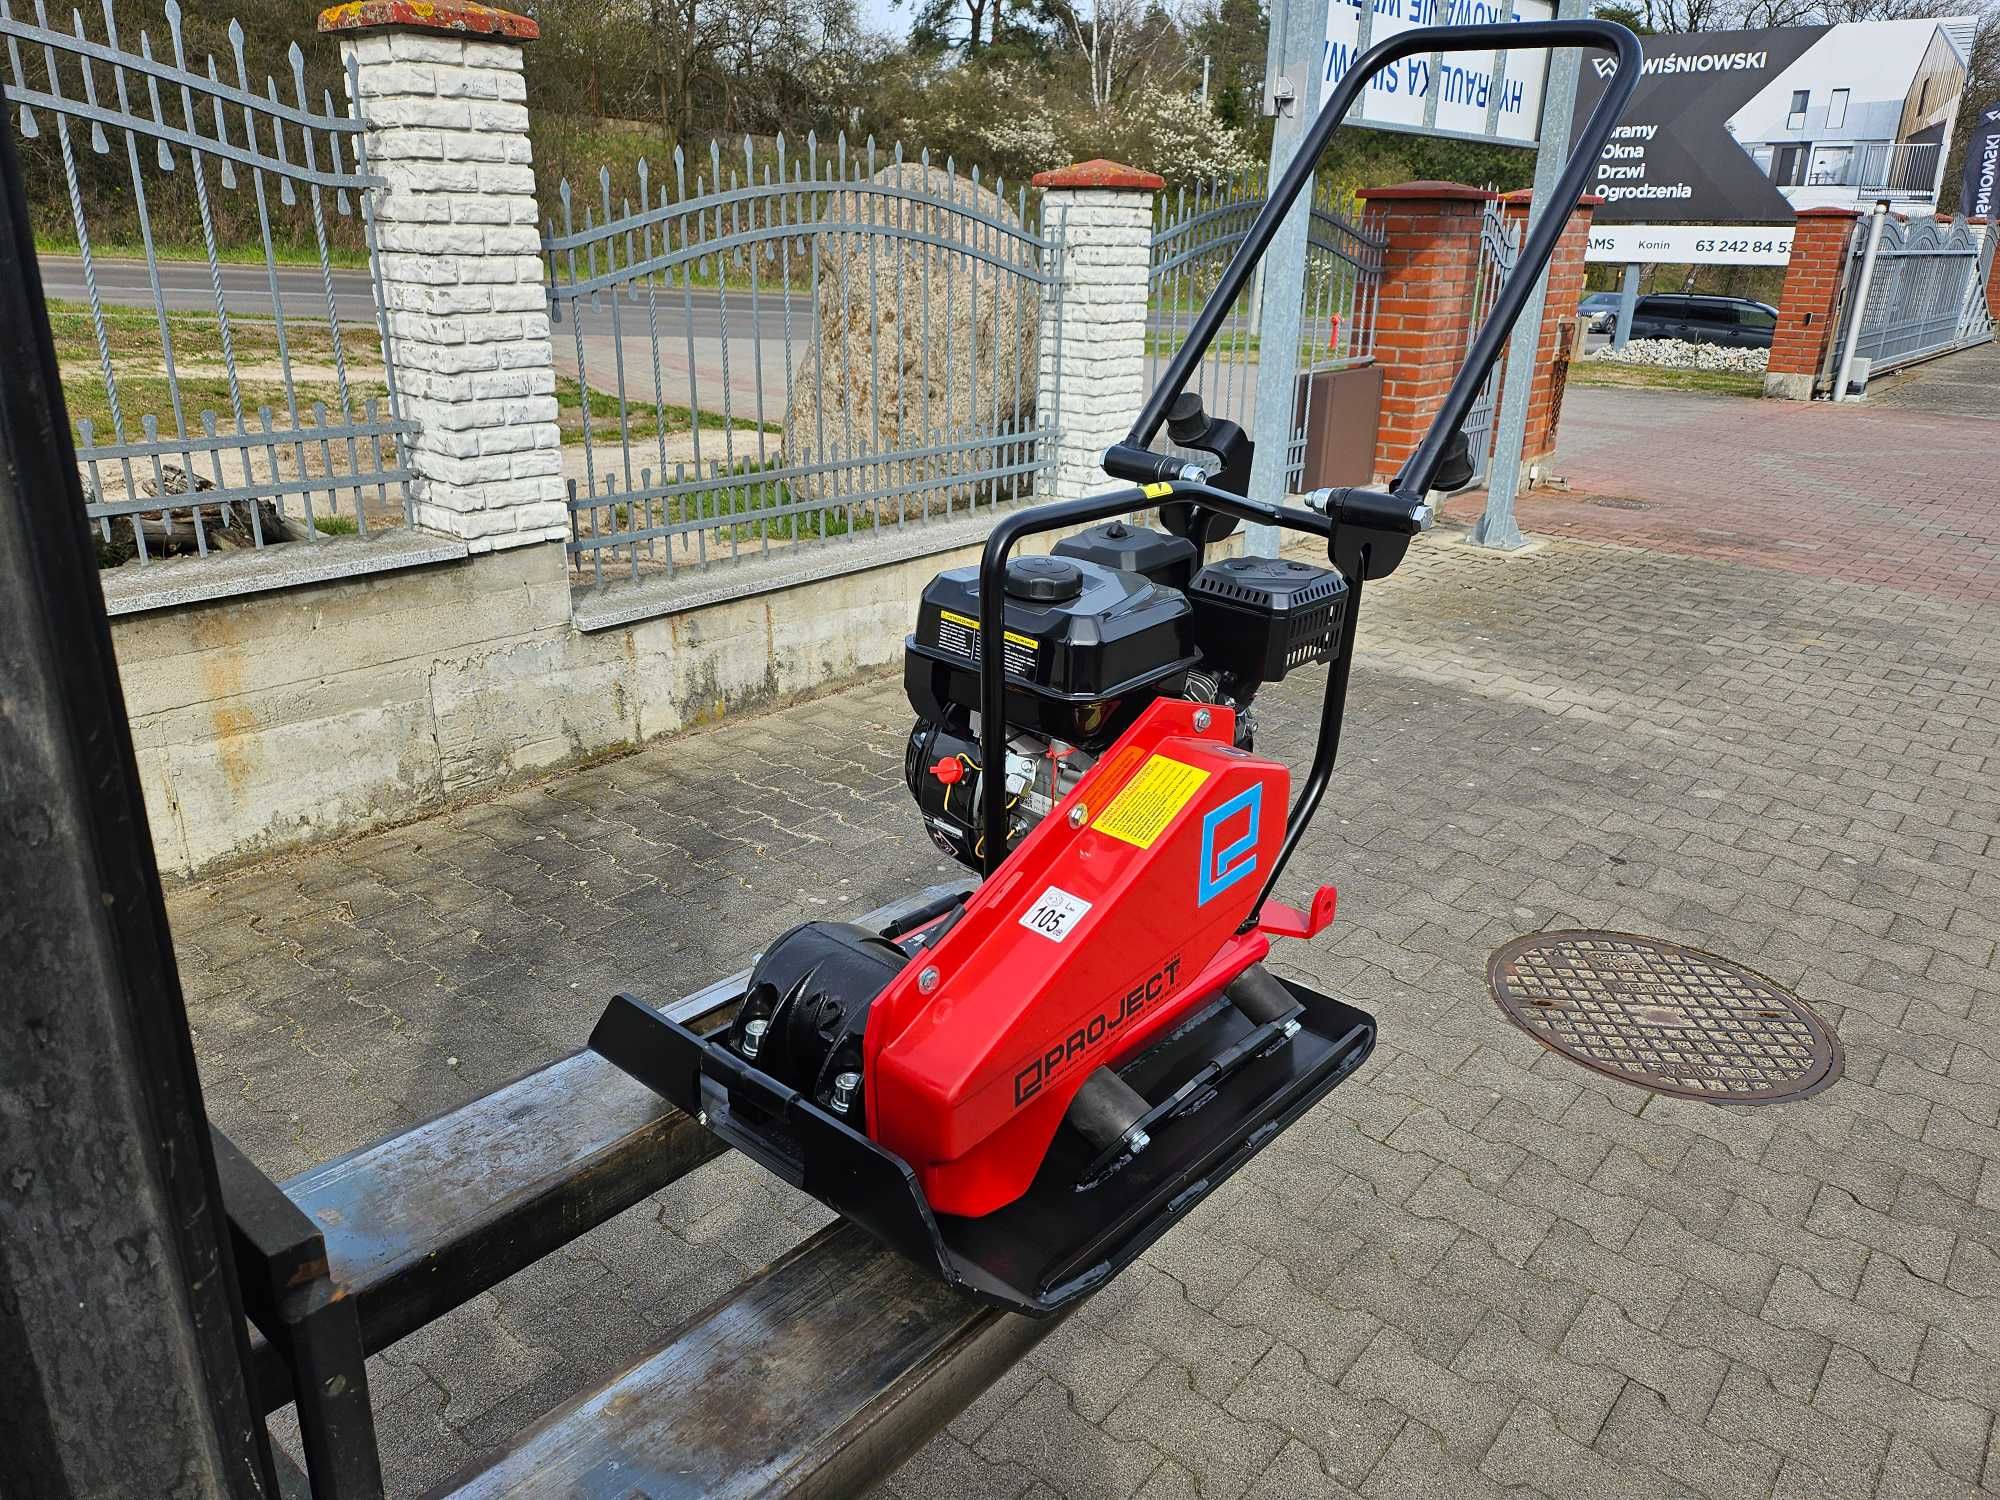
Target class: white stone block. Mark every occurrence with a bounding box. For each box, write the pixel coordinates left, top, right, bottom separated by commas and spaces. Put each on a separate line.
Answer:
400, 342, 504, 376
496, 340, 555, 370
474, 164, 537, 197
342, 35, 394, 66
370, 126, 446, 161
387, 34, 469, 65
509, 448, 564, 479
480, 225, 541, 257
439, 130, 509, 163
467, 102, 530, 133
450, 196, 514, 226
488, 283, 548, 313
355, 63, 435, 99
460, 41, 526, 69
433, 68, 502, 100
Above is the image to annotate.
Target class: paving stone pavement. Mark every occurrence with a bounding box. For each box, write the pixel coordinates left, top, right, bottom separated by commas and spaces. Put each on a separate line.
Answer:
172, 386, 2000, 1498
1443, 370, 2000, 604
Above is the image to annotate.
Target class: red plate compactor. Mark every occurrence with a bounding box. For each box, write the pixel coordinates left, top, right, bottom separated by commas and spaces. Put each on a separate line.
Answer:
592, 20, 1642, 1313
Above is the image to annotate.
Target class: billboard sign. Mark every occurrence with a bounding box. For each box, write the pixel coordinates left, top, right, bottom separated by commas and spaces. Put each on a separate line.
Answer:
1322, 0, 1555, 147
1585, 224, 1794, 266
1572, 18, 1972, 261
1962, 102, 2000, 219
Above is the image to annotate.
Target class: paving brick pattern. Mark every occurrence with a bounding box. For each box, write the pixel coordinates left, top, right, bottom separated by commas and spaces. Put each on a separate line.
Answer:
174, 380, 2000, 1497
1444, 380, 2000, 603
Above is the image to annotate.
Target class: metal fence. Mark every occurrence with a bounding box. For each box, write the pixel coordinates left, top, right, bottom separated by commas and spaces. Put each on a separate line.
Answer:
546, 136, 1060, 588
1460, 197, 1520, 485
1840, 215, 1995, 375
2, 0, 414, 565
1147, 171, 1384, 486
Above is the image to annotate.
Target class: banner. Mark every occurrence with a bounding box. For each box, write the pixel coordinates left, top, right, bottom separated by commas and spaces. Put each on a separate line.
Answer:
1571, 18, 1972, 227
1322, 0, 1554, 147
1963, 102, 2000, 220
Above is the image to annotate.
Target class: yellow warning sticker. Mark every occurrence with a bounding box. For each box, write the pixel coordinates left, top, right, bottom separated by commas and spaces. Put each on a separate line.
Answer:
1141, 481, 1174, 499
1093, 754, 1211, 849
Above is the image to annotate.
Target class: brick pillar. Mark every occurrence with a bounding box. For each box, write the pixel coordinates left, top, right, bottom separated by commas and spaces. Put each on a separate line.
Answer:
1498, 189, 1600, 465
321, 0, 565, 552
1355, 182, 1495, 485
1033, 160, 1164, 501
1764, 207, 1860, 402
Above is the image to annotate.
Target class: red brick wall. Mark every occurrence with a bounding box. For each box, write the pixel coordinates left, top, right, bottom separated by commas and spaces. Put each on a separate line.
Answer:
1767, 208, 1860, 398
1357, 182, 1495, 484
1498, 190, 1599, 466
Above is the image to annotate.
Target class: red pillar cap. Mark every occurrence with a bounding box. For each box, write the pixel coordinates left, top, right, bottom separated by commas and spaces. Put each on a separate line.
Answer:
1356, 181, 1496, 203
1031, 160, 1166, 191
317, 0, 538, 40
1794, 206, 1861, 219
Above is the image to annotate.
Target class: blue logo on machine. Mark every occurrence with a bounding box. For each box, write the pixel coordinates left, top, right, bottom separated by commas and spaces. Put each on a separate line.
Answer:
1197, 786, 1262, 905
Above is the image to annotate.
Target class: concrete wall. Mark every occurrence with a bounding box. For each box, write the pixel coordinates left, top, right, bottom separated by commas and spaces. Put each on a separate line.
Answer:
116, 538, 984, 876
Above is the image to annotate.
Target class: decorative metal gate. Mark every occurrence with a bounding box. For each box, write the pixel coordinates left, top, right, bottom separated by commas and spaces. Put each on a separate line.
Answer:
1838, 215, 1995, 375
2, 0, 414, 565
545, 136, 1060, 589
1460, 198, 1519, 487
1147, 172, 1383, 485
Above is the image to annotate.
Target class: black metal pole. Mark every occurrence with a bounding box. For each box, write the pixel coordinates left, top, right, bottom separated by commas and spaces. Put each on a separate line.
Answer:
0, 103, 273, 1499
1124, 19, 1643, 501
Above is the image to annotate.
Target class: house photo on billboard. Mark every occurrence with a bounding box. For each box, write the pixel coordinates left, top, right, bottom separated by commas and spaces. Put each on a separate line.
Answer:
1571, 17, 1978, 264
1728, 18, 1975, 211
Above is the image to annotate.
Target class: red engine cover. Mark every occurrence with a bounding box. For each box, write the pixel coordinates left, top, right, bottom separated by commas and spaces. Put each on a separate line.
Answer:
863, 698, 1289, 1217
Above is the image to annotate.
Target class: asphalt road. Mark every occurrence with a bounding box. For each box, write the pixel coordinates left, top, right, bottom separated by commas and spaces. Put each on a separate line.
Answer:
37, 255, 811, 341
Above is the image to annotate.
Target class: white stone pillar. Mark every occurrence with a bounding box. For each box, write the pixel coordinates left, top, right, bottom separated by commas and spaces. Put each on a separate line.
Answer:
1033, 161, 1162, 502
321, 0, 564, 552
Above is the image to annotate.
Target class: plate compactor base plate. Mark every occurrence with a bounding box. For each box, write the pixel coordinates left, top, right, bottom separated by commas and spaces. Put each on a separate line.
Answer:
591, 963, 1372, 1315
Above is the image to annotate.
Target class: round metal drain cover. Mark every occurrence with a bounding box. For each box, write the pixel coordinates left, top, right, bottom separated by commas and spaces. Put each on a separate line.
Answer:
1488, 931, 1841, 1103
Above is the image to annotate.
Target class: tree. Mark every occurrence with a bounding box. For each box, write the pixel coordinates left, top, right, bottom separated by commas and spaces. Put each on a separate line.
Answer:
905, 0, 1002, 54
1047, 0, 1188, 113
1189, 0, 1268, 127
1594, 2, 1655, 32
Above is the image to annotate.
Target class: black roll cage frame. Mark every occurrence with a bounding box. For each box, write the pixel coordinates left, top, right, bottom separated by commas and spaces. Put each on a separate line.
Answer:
976, 20, 1643, 897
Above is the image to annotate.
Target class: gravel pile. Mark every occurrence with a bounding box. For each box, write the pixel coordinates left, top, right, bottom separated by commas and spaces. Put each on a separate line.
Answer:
1587, 337, 1769, 374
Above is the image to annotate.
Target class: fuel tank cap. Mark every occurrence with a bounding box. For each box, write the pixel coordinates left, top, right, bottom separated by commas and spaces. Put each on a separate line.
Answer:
1005, 555, 1085, 602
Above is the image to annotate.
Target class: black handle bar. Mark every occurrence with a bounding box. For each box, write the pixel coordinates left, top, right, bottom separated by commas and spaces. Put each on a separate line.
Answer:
1126, 18, 1642, 509
976, 19, 1644, 888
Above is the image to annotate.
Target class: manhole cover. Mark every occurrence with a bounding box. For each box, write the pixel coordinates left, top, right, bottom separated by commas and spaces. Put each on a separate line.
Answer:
1487, 931, 1841, 1103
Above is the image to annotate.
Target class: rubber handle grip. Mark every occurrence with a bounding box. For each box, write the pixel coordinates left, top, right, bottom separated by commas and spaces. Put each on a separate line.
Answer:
1100, 443, 1189, 485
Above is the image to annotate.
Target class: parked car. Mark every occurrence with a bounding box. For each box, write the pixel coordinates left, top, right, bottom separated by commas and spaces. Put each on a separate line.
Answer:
1577, 291, 1624, 332
1624, 294, 1779, 349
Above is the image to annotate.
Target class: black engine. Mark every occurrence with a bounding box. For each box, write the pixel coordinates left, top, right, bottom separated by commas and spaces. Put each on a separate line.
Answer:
903, 520, 1349, 870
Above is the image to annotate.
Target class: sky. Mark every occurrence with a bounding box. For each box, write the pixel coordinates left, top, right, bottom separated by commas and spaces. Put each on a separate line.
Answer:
858, 0, 915, 40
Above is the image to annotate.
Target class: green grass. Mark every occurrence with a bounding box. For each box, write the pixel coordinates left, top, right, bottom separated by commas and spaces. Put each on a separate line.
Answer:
314, 514, 359, 536
47, 298, 389, 443
555, 376, 782, 446
1568, 361, 1764, 399
36, 235, 371, 270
